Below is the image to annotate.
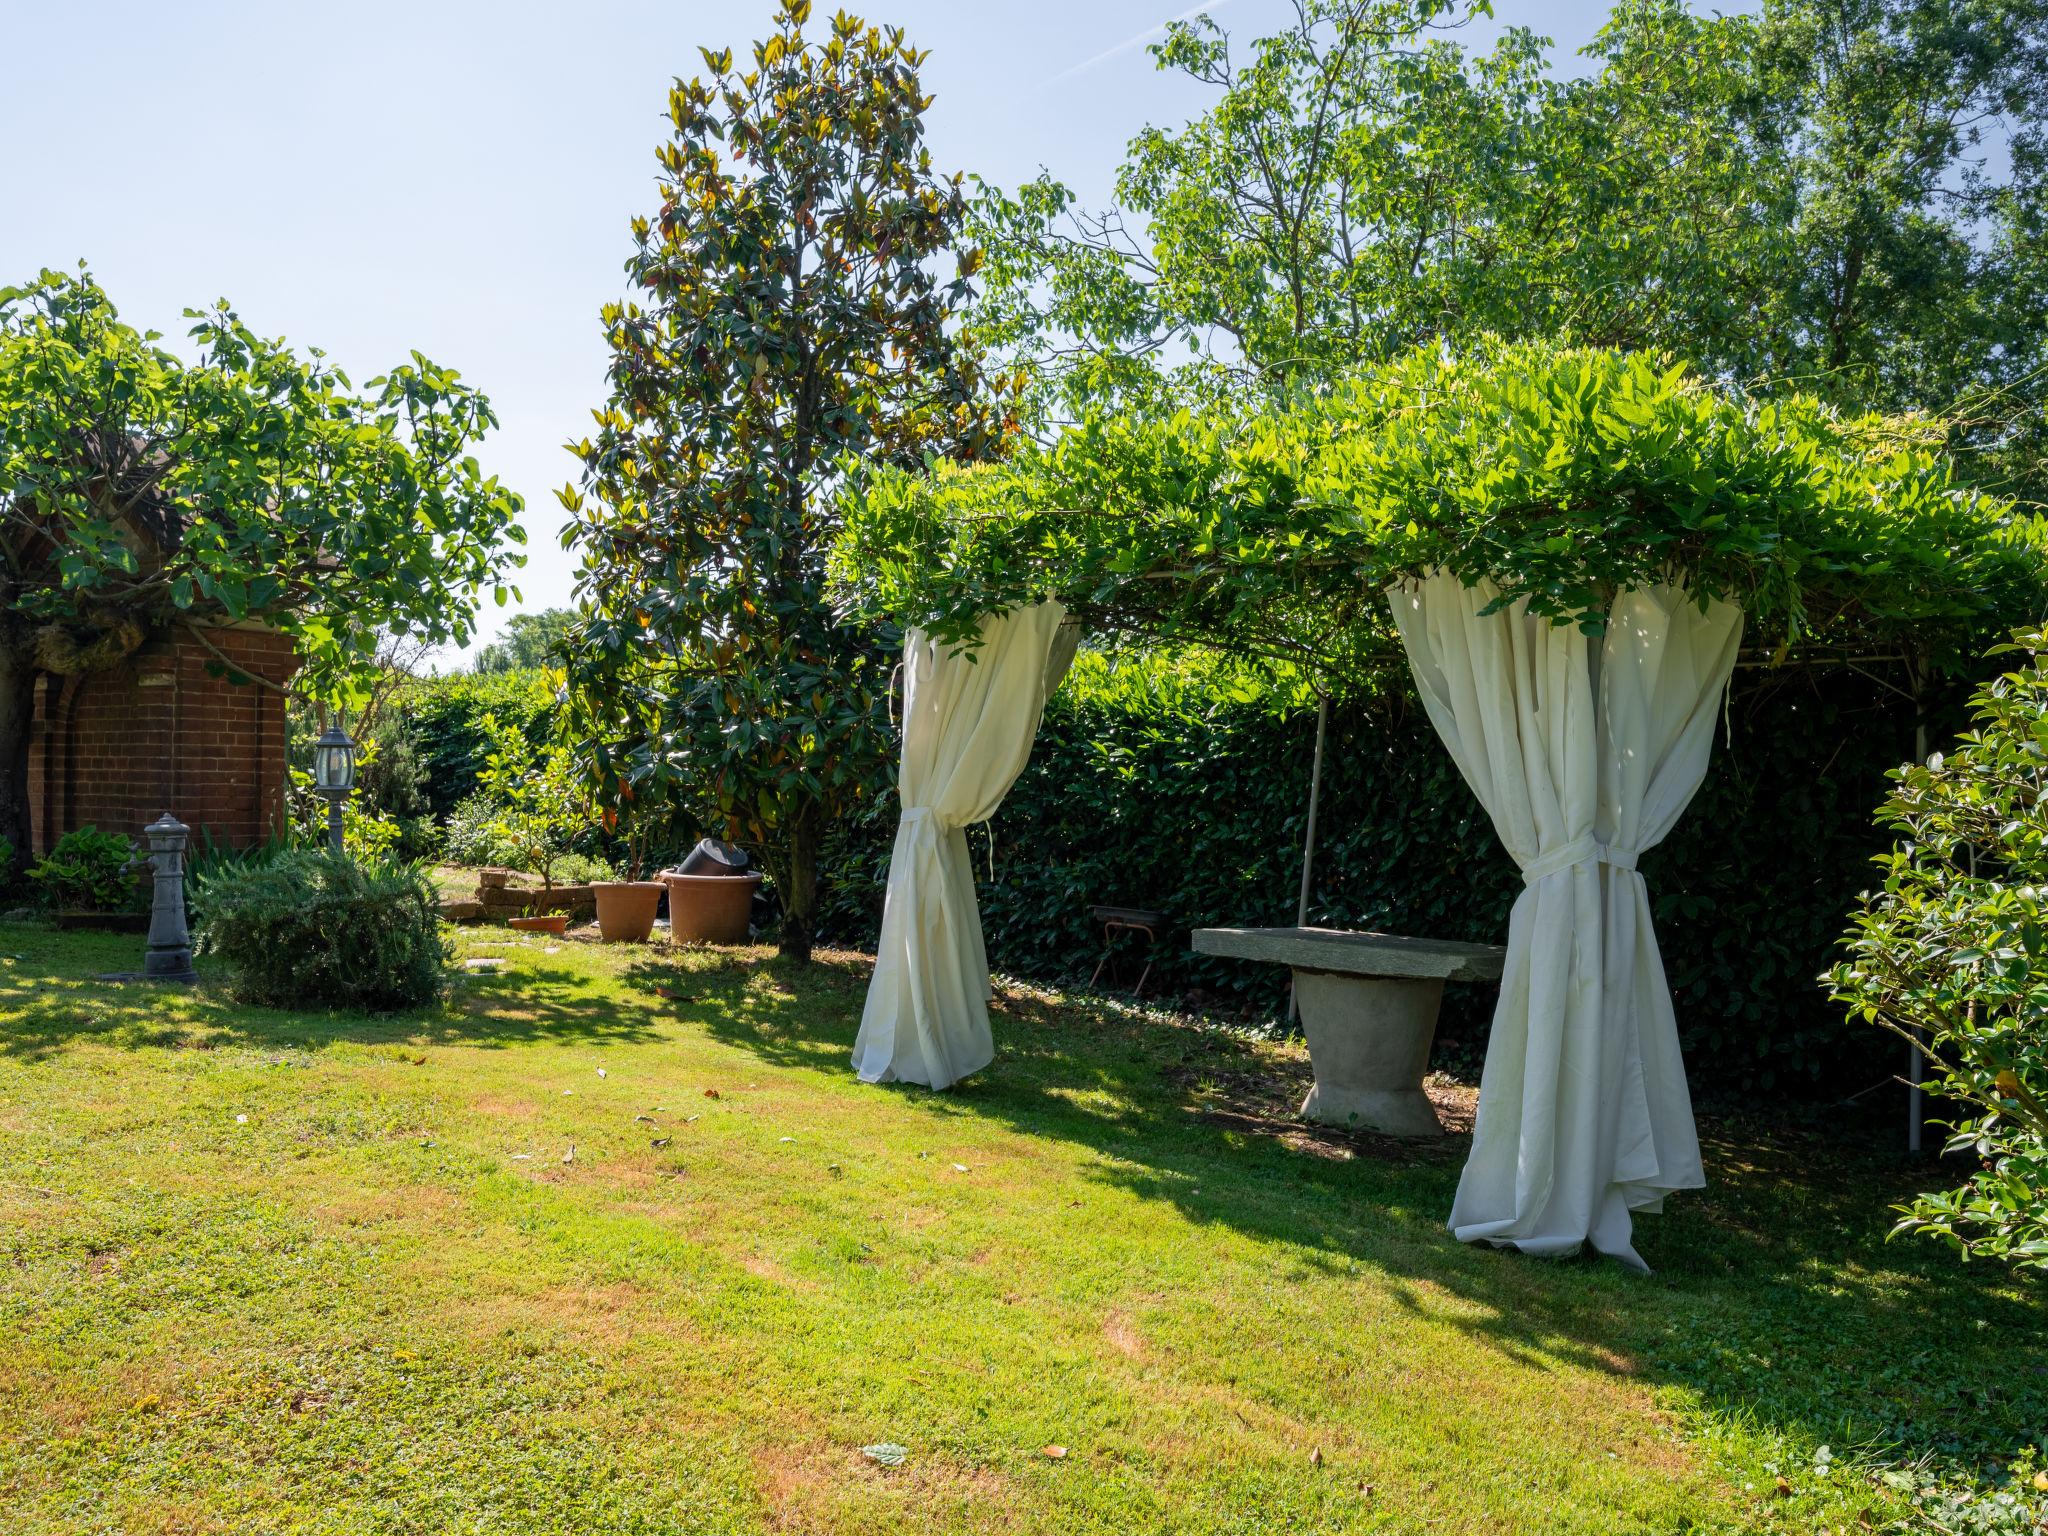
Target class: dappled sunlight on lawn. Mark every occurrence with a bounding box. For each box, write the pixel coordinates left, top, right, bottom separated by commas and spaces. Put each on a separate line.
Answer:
0, 920, 2041, 1534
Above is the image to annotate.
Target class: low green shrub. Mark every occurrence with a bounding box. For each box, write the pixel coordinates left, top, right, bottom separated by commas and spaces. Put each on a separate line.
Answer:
550, 852, 616, 885
443, 791, 522, 867
1831, 632, 2048, 1271
195, 850, 449, 1011
26, 827, 142, 912
185, 830, 293, 931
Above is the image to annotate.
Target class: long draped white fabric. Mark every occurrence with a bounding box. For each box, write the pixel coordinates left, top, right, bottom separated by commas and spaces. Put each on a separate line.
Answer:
853, 601, 1079, 1089
1391, 575, 1742, 1269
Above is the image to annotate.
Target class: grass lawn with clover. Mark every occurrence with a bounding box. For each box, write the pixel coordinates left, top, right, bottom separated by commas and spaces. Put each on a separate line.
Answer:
0, 920, 2042, 1535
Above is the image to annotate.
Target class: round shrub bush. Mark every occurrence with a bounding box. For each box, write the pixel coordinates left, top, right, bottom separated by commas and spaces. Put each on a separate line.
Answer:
195, 850, 449, 1011
27, 826, 142, 912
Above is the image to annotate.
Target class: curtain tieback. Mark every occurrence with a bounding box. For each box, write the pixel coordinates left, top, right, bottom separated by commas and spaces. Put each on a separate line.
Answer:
1520, 835, 1640, 885
899, 806, 934, 825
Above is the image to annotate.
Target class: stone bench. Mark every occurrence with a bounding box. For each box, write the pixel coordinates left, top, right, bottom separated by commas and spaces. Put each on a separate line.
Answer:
1190, 927, 1506, 1137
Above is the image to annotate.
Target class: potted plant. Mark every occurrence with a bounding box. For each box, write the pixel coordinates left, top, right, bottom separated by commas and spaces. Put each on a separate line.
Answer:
589, 764, 667, 944
663, 837, 761, 945
476, 719, 585, 935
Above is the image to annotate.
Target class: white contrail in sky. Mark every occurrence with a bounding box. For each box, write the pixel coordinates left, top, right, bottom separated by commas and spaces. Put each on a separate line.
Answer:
1042, 0, 1242, 88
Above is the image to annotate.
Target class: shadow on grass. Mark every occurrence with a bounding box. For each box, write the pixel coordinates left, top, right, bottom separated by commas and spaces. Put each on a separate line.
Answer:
0, 923, 672, 1060
626, 945, 2048, 1507
6, 919, 2041, 1504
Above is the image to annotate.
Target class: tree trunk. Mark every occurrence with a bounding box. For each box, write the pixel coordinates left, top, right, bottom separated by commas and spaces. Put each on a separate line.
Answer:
777, 812, 821, 965
0, 641, 39, 885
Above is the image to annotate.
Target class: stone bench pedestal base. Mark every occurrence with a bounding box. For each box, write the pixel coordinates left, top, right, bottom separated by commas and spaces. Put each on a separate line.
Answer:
1293, 970, 1446, 1136
1191, 927, 1507, 1139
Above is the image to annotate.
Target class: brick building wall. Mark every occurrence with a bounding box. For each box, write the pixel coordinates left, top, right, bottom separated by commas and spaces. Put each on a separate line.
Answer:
26, 624, 300, 853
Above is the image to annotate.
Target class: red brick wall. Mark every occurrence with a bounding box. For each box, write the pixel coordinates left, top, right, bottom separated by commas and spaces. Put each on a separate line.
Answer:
27, 625, 300, 853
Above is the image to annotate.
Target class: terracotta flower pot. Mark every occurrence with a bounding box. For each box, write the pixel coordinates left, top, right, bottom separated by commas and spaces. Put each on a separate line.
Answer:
662, 871, 762, 946
508, 913, 570, 935
592, 880, 663, 944
478, 868, 515, 890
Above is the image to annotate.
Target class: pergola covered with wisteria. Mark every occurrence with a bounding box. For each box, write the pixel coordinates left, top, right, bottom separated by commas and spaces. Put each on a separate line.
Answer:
827, 344, 2047, 1269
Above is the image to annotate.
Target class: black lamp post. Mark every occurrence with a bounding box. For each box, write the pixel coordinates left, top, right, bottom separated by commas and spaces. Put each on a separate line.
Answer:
312, 722, 358, 853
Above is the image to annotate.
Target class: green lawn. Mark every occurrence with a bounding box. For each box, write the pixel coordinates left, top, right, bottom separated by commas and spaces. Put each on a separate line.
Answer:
0, 922, 2040, 1535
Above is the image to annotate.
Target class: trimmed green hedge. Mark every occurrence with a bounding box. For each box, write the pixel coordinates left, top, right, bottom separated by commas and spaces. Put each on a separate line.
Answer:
398, 669, 554, 822
820, 651, 1951, 1096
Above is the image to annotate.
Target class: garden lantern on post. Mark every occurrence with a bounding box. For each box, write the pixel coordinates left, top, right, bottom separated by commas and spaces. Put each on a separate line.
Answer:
142, 812, 197, 984
312, 722, 358, 853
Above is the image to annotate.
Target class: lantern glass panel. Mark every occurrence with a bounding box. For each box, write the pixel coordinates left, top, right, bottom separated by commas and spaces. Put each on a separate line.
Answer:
313, 731, 356, 791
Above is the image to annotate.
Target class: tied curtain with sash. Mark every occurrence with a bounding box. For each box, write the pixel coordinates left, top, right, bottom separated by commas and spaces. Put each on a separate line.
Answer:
852, 600, 1080, 1089
1391, 574, 1742, 1269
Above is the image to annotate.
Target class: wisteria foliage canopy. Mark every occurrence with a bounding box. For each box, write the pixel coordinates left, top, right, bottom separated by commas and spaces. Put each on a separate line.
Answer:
829, 345, 2048, 684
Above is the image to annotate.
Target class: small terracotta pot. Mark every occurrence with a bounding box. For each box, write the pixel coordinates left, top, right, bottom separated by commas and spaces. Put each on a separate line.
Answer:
478, 868, 515, 890
507, 913, 570, 935
662, 872, 762, 945
592, 880, 663, 943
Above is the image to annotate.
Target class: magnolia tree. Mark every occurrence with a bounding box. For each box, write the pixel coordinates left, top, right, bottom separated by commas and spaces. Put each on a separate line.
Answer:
559, 1, 1011, 961
0, 268, 526, 877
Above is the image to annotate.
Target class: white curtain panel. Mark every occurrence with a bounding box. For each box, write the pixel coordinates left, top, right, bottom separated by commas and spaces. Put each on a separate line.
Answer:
853, 601, 1079, 1089
1390, 575, 1742, 1269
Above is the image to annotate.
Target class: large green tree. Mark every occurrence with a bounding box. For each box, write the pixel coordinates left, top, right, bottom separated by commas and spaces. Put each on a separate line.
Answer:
1748, 0, 2048, 493
472, 608, 576, 674
969, 0, 1783, 421
971, 0, 2048, 501
0, 268, 526, 877
559, 1, 1009, 962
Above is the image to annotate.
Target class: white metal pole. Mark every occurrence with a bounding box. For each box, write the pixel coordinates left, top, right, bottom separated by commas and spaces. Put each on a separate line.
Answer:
1288, 695, 1330, 1025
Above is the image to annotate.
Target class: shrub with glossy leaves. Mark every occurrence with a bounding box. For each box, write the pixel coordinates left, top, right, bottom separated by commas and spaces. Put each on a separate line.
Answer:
195, 850, 448, 1012
820, 644, 1916, 1091
27, 826, 141, 912
1831, 632, 2048, 1271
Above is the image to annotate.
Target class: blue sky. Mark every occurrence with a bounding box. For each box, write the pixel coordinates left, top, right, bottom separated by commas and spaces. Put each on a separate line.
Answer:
3, 1, 1616, 663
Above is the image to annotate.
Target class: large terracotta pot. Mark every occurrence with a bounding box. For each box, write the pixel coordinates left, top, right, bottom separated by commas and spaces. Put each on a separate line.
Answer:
592, 880, 663, 943
662, 872, 762, 945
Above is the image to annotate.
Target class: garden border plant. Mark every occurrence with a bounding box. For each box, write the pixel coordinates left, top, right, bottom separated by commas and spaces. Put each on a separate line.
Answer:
25, 826, 142, 916
194, 848, 448, 1011
1832, 629, 2048, 1271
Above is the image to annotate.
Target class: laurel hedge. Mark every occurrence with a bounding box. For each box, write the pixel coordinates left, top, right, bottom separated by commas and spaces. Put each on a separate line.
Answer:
394, 643, 1949, 1095
817, 648, 1955, 1097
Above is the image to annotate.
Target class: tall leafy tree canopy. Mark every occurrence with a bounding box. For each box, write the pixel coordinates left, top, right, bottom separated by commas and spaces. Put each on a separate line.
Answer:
472, 608, 576, 674
970, 0, 2048, 503
559, 0, 1008, 961
0, 268, 526, 872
